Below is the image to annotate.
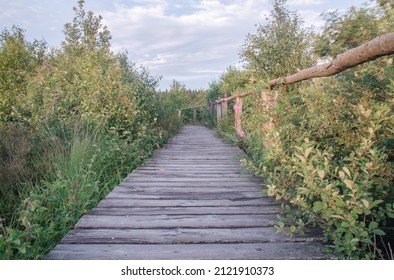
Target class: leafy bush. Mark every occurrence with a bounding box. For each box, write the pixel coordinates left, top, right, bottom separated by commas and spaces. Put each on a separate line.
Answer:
0, 0, 168, 259
250, 80, 394, 259
216, 0, 394, 259
0, 119, 159, 259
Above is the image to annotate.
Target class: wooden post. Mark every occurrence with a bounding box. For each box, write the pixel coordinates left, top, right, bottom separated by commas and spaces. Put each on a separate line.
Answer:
177, 110, 182, 117
216, 102, 222, 124
222, 101, 228, 119
234, 96, 244, 137
261, 90, 278, 147
261, 90, 278, 110
193, 108, 197, 125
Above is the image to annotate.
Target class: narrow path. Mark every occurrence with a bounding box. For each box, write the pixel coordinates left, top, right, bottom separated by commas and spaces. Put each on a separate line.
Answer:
47, 125, 327, 259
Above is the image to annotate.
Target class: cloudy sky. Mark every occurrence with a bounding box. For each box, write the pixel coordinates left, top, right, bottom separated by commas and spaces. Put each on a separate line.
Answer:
0, 0, 367, 90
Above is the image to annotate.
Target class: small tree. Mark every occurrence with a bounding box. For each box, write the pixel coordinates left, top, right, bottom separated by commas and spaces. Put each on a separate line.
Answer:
219, 66, 251, 94
314, 0, 394, 95
62, 0, 111, 53
239, 0, 314, 81
0, 26, 46, 124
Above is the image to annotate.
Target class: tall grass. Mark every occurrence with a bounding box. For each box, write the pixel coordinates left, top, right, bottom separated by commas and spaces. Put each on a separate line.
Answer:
0, 120, 157, 259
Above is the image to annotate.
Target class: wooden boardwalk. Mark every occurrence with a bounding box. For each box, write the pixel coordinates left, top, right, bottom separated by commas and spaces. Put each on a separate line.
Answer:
47, 125, 328, 260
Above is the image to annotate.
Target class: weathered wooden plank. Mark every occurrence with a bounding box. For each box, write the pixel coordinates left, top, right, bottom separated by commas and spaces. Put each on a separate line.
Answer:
124, 176, 261, 182
105, 192, 264, 200
117, 183, 262, 189
118, 182, 263, 188
129, 173, 253, 178
112, 189, 263, 197
96, 198, 278, 208
88, 206, 280, 216
74, 214, 276, 229
61, 227, 320, 244
46, 243, 328, 260
138, 164, 245, 168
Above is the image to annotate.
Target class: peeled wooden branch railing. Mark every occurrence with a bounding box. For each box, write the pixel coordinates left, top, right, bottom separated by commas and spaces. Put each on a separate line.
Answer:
215, 32, 394, 138
269, 32, 394, 88
177, 104, 207, 125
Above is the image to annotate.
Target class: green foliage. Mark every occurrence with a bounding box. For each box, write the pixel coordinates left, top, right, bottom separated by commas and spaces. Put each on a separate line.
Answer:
239, 0, 314, 80
155, 80, 206, 139
216, 0, 394, 259
205, 80, 221, 104
218, 66, 251, 94
0, 121, 158, 259
62, 0, 111, 53
314, 0, 394, 94
238, 78, 394, 259
0, 26, 46, 124
0, 0, 169, 259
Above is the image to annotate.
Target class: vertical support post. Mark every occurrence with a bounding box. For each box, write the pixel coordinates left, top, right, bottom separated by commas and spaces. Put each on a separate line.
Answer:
193, 108, 197, 125
177, 110, 182, 117
261, 89, 278, 147
222, 100, 228, 119
234, 96, 244, 137
216, 102, 222, 124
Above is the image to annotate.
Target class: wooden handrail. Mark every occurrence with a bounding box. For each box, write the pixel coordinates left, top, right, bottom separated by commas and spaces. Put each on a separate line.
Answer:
269, 32, 394, 88
178, 104, 207, 111
217, 90, 253, 103
214, 32, 394, 138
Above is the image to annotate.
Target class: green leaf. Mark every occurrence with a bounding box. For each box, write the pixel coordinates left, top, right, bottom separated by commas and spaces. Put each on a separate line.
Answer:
341, 221, 350, 228
373, 229, 385, 236
335, 199, 345, 207
350, 238, 359, 244
313, 201, 323, 212
371, 200, 383, 207
368, 221, 378, 230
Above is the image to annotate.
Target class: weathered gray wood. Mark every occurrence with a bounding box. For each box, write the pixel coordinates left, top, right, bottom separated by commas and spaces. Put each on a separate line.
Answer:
113, 186, 263, 194
88, 206, 280, 215
46, 243, 329, 260
118, 181, 263, 187
74, 214, 276, 229
61, 228, 321, 244
105, 192, 264, 200
47, 125, 328, 260
96, 198, 278, 208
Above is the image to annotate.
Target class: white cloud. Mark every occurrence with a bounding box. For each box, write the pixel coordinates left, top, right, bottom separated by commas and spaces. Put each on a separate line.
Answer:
0, 0, 367, 90
298, 9, 325, 30
99, 0, 270, 89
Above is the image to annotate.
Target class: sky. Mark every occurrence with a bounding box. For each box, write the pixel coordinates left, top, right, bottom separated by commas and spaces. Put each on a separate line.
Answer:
0, 0, 369, 90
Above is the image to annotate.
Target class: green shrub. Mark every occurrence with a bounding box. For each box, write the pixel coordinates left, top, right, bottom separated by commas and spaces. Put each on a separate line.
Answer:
238, 79, 394, 259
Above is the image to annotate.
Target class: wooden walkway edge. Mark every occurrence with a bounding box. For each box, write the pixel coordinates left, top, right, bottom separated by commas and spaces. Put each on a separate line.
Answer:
46, 125, 328, 260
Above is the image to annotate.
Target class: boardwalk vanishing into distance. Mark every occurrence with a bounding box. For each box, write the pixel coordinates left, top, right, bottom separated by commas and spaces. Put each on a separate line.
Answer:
47, 125, 328, 260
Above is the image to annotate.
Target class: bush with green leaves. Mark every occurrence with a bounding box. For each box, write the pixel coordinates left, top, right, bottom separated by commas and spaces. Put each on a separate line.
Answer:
218, 0, 394, 259
243, 79, 394, 259
239, 0, 314, 81
155, 80, 206, 139
0, 26, 46, 124
0, 0, 167, 259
